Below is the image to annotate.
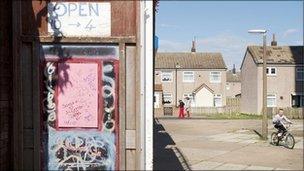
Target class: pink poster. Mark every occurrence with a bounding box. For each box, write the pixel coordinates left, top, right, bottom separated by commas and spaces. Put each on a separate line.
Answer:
57, 62, 100, 128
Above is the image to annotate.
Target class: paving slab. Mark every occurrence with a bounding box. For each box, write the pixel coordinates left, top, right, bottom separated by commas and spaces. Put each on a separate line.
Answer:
191, 161, 223, 170
178, 147, 228, 165
245, 165, 275, 170
214, 163, 249, 170
155, 119, 304, 170
274, 168, 290, 170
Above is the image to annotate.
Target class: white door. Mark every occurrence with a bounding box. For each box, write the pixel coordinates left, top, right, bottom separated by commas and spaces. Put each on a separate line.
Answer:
195, 87, 214, 107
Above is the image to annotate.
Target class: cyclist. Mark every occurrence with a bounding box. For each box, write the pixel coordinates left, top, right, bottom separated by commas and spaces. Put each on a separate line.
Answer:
272, 108, 292, 137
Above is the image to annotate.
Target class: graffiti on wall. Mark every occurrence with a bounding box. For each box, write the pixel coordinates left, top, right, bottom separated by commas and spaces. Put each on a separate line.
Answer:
43, 60, 118, 170
102, 62, 116, 133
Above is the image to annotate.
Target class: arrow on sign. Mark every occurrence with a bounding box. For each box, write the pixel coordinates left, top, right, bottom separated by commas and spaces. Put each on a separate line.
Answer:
68, 22, 81, 27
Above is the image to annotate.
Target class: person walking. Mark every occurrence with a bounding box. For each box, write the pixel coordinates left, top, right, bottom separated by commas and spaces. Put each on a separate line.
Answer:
185, 97, 191, 118
178, 100, 185, 118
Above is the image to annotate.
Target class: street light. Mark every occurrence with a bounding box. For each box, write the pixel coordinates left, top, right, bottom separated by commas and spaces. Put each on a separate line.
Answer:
248, 29, 268, 140
175, 63, 180, 107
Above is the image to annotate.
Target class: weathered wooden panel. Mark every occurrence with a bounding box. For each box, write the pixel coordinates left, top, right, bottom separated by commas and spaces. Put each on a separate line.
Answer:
21, 43, 33, 129
111, 1, 137, 36
126, 129, 136, 149
14, 1, 140, 170
126, 150, 136, 171
22, 1, 46, 36
21, 1, 137, 37
23, 148, 34, 170
23, 129, 34, 148
0, 0, 12, 170
126, 46, 136, 129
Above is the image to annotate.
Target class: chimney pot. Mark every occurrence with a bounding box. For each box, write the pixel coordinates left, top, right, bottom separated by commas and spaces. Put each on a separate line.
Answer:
191, 37, 196, 53
271, 34, 277, 46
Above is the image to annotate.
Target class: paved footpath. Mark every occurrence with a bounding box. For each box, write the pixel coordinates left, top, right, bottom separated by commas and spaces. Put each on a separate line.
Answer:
154, 119, 303, 170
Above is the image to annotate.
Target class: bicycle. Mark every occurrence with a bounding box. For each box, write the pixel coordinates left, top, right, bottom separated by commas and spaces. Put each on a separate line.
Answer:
271, 123, 295, 149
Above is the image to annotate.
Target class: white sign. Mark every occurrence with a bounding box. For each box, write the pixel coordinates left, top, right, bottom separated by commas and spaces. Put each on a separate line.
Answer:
47, 2, 111, 37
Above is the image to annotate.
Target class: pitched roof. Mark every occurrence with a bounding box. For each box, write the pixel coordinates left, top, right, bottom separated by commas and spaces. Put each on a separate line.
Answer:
155, 52, 227, 69
192, 83, 214, 94
226, 71, 241, 82
247, 46, 303, 64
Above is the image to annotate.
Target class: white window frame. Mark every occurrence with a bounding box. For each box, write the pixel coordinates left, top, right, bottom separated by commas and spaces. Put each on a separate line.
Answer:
210, 71, 221, 83
267, 94, 277, 107
161, 71, 173, 82
154, 93, 160, 108
266, 67, 277, 76
163, 93, 173, 105
214, 94, 222, 107
183, 93, 195, 107
183, 71, 195, 83
296, 68, 304, 81
226, 83, 230, 90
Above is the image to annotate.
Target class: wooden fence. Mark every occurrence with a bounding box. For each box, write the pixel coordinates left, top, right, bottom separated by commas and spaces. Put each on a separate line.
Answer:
267, 107, 303, 119
154, 98, 303, 119
225, 98, 241, 114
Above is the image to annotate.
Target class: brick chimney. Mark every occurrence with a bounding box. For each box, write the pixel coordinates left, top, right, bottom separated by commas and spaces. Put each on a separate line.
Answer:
191, 37, 196, 53
271, 34, 277, 46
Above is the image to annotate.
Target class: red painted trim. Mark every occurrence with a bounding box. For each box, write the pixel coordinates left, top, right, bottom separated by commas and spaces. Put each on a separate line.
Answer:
114, 60, 120, 170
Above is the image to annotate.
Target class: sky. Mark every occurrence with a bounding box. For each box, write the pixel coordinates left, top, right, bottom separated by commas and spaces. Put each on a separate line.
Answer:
155, 1, 303, 70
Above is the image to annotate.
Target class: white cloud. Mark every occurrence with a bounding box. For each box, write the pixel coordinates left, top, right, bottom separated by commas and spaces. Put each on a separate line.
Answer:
159, 23, 179, 29
282, 29, 298, 38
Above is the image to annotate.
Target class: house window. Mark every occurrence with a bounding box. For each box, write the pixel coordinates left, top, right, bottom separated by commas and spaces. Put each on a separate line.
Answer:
267, 94, 276, 107
163, 93, 172, 105
154, 93, 160, 108
161, 71, 173, 82
292, 95, 304, 107
183, 93, 195, 107
226, 83, 230, 90
296, 68, 304, 81
214, 94, 222, 107
266, 67, 276, 76
183, 71, 194, 82
210, 71, 221, 83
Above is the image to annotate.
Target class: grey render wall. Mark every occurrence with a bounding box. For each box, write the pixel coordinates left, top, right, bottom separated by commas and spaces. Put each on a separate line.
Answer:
241, 52, 259, 114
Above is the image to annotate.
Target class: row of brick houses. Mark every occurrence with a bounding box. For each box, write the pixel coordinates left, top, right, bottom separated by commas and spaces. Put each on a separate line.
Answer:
154, 39, 303, 116
154, 41, 241, 116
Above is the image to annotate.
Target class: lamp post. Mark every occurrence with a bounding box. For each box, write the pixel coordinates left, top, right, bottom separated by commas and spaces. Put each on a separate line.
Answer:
248, 29, 268, 140
175, 63, 180, 107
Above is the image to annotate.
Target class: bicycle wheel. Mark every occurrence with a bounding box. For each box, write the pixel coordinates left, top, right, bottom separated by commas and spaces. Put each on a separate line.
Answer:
271, 132, 279, 146
284, 133, 295, 149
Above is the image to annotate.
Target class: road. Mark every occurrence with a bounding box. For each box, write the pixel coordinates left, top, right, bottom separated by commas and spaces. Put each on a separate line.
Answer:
153, 119, 303, 170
